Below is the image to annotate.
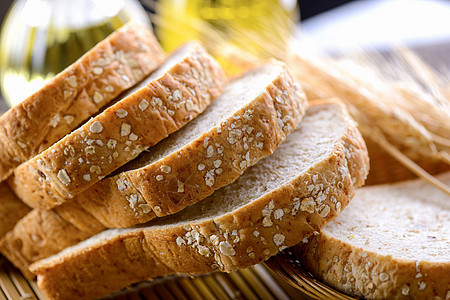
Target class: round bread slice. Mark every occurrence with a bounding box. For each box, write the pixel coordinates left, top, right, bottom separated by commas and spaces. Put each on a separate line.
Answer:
30, 100, 369, 300
0, 22, 164, 182
1, 61, 307, 277
11, 42, 226, 209
293, 173, 450, 300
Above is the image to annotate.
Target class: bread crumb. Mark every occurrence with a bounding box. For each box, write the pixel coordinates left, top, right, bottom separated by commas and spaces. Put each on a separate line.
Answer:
90, 121, 103, 133
176, 237, 185, 246
262, 216, 273, 227
93, 67, 103, 75
17, 140, 27, 149
154, 206, 162, 214
219, 241, 236, 256
104, 85, 114, 93
57, 169, 71, 185
300, 198, 315, 214
401, 285, 410, 296
139, 99, 149, 111
213, 160, 222, 168
273, 233, 285, 246
107, 139, 117, 149
160, 165, 171, 173
67, 75, 77, 87
116, 109, 128, 118
273, 209, 284, 220
197, 245, 210, 256
206, 145, 214, 158
177, 181, 184, 193
205, 170, 215, 187
121, 123, 131, 136
173, 90, 182, 101
93, 92, 103, 103
379, 272, 389, 282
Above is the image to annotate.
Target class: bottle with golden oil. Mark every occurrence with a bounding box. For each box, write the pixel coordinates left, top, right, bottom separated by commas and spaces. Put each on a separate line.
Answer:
155, 0, 298, 75
0, 0, 150, 107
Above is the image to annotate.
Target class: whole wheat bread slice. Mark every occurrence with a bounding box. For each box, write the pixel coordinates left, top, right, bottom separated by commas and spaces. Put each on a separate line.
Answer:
1, 61, 307, 277
293, 173, 450, 300
11, 42, 225, 209
0, 22, 164, 182
0, 183, 30, 239
74, 60, 307, 227
30, 100, 369, 300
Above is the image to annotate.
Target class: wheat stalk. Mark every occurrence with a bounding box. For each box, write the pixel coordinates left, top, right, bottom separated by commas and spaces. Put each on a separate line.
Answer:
150, 6, 450, 194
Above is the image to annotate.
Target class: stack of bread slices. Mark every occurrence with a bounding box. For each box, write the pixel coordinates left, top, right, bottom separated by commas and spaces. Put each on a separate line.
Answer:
1, 21, 444, 300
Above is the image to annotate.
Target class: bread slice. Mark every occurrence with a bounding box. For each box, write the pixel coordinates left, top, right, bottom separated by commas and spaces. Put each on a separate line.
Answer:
0, 183, 30, 238
74, 59, 308, 227
293, 173, 450, 300
0, 201, 105, 279
0, 22, 164, 182
30, 100, 369, 300
1, 61, 307, 277
11, 42, 225, 209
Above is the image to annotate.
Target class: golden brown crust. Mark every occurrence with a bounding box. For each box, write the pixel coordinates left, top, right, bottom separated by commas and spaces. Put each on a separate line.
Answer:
294, 234, 450, 300
11, 42, 226, 209
0, 22, 164, 182
0, 202, 104, 279
31, 101, 369, 300
0, 183, 31, 238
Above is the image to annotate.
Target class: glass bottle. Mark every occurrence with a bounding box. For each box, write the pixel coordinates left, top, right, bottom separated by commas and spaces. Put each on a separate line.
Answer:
155, 0, 298, 75
0, 0, 150, 106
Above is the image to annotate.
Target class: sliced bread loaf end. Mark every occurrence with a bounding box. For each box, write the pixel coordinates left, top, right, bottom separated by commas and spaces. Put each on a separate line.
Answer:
0, 183, 30, 238
294, 173, 450, 300
11, 42, 225, 209
31, 100, 369, 300
0, 22, 164, 182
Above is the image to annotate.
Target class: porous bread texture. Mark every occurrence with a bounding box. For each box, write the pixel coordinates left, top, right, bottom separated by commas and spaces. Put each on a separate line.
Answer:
0, 202, 104, 279
0, 61, 307, 277
11, 42, 225, 209
76, 60, 308, 227
0, 183, 30, 238
31, 100, 369, 300
0, 22, 164, 182
294, 173, 450, 300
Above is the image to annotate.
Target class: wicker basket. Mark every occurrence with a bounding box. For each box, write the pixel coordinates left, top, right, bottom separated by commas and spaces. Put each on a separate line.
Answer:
0, 255, 311, 300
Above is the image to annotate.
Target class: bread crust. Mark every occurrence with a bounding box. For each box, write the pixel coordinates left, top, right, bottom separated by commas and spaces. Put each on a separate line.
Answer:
31, 101, 369, 300
0, 183, 30, 238
0, 204, 104, 279
11, 42, 225, 209
0, 22, 164, 182
294, 174, 450, 300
